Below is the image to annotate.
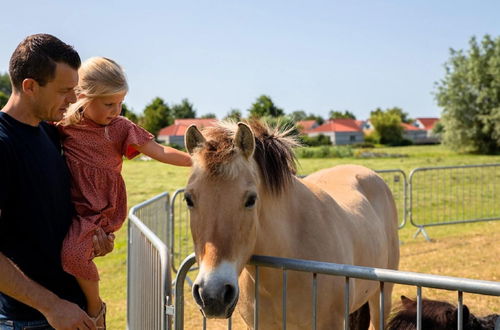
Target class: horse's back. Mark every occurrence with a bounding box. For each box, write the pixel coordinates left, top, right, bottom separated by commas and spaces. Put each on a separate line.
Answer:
303, 164, 399, 269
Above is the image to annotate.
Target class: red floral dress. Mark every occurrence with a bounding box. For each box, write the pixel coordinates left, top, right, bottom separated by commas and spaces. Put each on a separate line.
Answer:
59, 116, 153, 281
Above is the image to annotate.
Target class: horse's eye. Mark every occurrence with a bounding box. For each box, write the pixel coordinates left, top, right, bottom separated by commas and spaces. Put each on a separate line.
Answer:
245, 194, 257, 208
184, 194, 194, 208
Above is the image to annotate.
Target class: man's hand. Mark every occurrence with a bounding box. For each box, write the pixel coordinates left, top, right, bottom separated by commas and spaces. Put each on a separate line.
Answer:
43, 299, 96, 330
92, 228, 115, 258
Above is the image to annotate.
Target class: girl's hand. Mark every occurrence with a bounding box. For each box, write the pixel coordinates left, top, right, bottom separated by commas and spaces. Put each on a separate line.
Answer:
92, 228, 115, 257
134, 140, 192, 167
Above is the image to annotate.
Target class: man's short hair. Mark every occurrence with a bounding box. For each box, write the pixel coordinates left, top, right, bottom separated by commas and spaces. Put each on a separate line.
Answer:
9, 34, 81, 91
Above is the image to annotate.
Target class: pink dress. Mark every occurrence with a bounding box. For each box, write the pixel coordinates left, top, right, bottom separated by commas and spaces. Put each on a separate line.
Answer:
59, 116, 153, 281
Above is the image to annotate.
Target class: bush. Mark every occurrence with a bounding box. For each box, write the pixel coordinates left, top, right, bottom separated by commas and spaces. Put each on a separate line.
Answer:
296, 146, 353, 158
299, 134, 332, 147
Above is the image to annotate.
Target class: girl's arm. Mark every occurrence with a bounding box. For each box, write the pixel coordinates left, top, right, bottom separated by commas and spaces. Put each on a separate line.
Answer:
134, 140, 192, 167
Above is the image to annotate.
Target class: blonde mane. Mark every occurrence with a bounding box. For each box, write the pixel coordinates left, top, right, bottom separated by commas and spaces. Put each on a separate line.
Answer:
192, 120, 299, 194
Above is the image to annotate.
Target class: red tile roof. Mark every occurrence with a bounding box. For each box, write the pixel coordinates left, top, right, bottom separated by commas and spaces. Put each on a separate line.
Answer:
296, 120, 317, 132
158, 118, 217, 137
307, 119, 362, 133
416, 117, 439, 130
401, 122, 421, 131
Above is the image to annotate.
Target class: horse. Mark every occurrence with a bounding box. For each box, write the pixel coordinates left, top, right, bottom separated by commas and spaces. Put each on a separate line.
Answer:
183, 120, 400, 329
386, 295, 500, 330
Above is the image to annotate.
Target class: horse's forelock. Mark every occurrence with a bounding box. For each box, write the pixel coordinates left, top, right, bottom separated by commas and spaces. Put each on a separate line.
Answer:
192, 120, 299, 193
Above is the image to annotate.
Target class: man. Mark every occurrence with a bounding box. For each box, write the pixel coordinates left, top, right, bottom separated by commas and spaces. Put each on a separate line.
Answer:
0, 34, 114, 329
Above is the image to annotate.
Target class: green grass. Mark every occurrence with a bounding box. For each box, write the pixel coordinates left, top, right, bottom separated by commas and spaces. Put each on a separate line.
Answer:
100, 145, 500, 329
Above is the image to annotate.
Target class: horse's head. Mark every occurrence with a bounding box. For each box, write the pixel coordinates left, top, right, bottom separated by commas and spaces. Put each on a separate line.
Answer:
184, 120, 297, 318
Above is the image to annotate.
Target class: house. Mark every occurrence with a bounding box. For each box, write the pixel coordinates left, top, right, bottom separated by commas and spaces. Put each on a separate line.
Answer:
401, 122, 427, 143
305, 119, 364, 145
296, 120, 319, 134
157, 118, 217, 147
414, 117, 440, 143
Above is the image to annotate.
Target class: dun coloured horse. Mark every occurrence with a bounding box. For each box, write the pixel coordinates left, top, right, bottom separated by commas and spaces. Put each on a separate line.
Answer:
386, 295, 500, 330
184, 120, 400, 329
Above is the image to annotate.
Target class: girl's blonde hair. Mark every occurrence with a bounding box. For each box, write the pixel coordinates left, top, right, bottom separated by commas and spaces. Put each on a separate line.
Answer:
61, 56, 128, 126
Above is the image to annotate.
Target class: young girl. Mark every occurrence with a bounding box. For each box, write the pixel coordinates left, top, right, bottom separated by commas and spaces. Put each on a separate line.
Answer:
58, 57, 191, 328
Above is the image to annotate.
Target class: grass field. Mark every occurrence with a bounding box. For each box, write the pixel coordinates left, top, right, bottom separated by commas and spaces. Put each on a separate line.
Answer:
100, 145, 500, 329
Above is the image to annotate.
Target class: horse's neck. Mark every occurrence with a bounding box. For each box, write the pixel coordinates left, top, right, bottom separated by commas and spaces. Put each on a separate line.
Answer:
254, 177, 318, 255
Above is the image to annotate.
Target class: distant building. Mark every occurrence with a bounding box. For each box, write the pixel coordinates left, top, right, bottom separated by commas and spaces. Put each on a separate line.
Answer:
296, 120, 319, 134
414, 117, 440, 143
305, 119, 364, 145
401, 122, 427, 143
157, 118, 217, 147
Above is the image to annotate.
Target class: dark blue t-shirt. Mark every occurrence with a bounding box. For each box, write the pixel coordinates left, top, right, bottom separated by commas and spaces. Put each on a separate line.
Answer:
0, 111, 85, 320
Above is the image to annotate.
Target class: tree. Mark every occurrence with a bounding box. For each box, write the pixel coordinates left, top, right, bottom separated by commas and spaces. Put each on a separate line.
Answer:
121, 103, 139, 123
290, 110, 307, 122
369, 108, 404, 145
329, 110, 356, 120
141, 97, 172, 136
304, 113, 325, 125
172, 98, 196, 119
370, 107, 410, 123
0, 73, 11, 95
248, 95, 284, 118
0, 91, 8, 110
200, 113, 217, 119
435, 35, 500, 154
224, 108, 242, 122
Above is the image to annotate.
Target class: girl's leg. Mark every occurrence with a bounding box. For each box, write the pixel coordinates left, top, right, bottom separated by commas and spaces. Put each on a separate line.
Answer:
76, 277, 104, 324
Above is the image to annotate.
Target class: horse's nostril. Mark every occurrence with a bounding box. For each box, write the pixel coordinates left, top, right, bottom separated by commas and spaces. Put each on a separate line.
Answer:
193, 284, 204, 306
222, 284, 236, 305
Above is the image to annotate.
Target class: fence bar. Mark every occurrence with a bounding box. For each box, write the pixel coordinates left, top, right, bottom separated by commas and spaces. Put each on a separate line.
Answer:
174, 255, 196, 330
249, 255, 500, 296
282, 270, 287, 330
417, 287, 422, 330
254, 265, 259, 330
379, 281, 384, 330
312, 273, 317, 330
458, 291, 463, 330
343, 277, 349, 330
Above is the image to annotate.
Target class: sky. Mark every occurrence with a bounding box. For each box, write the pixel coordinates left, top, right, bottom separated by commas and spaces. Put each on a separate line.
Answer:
1, 1, 499, 121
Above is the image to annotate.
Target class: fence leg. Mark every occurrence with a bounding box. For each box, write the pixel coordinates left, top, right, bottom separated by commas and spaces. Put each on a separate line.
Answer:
413, 227, 432, 242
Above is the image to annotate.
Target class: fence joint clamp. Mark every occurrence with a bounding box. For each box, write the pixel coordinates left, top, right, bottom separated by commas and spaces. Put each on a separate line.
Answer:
165, 305, 175, 315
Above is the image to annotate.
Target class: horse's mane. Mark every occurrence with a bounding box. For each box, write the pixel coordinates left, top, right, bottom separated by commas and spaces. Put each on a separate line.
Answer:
196, 119, 299, 194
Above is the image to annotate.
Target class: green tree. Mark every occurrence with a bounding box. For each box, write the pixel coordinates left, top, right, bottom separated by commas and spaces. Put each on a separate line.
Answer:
304, 113, 324, 125
121, 103, 139, 123
0, 73, 11, 95
369, 108, 404, 145
200, 113, 217, 119
224, 108, 242, 121
370, 107, 410, 123
290, 110, 307, 122
172, 98, 196, 119
435, 35, 500, 154
328, 110, 356, 120
248, 95, 284, 118
141, 97, 172, 136
0, 91, 8, 110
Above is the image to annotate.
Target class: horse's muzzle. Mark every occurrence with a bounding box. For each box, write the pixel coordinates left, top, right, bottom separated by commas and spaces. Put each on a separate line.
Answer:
193, 282, 239, 318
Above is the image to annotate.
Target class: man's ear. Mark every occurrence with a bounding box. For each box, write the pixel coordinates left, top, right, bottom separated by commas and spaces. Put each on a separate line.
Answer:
21, 78, 38, 95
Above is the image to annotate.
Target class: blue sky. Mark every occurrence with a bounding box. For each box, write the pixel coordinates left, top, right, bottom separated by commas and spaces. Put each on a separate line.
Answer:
1, 1, 499, 120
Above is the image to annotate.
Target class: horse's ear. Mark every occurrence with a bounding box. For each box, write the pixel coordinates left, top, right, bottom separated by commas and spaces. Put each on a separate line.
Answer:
185, 125, 206, 155
401, 295, 413, 306
235, 122, 255, 159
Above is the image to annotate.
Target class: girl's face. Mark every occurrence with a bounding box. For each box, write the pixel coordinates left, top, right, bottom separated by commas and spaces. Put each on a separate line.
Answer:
84, 92, 126, 125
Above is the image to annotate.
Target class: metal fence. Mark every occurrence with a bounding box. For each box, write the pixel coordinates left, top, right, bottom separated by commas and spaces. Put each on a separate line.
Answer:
174, 253, 500, 330
127, 192, 172, 330
409, 163, 500, 240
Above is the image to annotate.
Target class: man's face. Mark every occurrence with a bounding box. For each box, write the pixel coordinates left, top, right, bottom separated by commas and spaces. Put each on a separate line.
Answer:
33, 62, 78, 122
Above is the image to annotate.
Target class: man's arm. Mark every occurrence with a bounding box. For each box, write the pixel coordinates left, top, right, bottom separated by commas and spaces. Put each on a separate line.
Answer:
0, 252, 96, 330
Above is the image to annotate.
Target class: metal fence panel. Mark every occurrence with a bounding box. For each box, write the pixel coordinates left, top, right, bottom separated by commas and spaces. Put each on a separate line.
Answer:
409, 164, 500, 230
127, 192, 171, 330
375, 169, 407, 229
174, 254, 500, 330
